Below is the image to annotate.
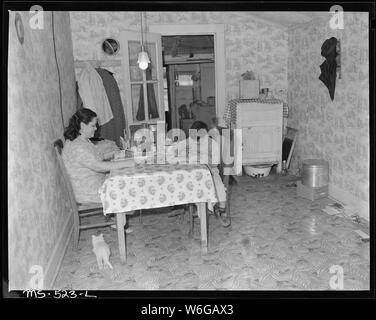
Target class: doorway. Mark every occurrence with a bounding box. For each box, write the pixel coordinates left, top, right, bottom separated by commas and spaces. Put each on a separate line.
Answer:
149, 24, 226, 128
162, 35, 216, 135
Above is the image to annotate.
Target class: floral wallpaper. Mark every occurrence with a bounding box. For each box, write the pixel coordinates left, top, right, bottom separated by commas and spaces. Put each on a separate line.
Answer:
287, 13, 369, 204
8, 11, 76, 289
69, 11, 288, 119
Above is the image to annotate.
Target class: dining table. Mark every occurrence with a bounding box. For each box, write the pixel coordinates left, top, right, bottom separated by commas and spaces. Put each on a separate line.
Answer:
98, 160, 219, 263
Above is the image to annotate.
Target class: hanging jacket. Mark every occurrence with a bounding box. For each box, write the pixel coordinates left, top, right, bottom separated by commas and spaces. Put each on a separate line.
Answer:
77, 62, 113, 125
319, 37, 338, 101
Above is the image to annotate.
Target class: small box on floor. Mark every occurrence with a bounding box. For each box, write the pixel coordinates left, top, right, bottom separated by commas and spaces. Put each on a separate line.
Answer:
296, 180, 328, 201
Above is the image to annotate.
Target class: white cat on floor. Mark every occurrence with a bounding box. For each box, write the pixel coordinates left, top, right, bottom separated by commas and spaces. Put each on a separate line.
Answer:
92, 234, 113, 270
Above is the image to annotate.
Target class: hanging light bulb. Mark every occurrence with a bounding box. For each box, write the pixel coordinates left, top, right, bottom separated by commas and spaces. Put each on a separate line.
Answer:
137, 46, 150, 70
138, 12, 150, 70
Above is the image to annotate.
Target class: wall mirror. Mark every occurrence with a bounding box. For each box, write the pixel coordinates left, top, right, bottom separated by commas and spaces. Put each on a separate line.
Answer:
102, 38, 120, 55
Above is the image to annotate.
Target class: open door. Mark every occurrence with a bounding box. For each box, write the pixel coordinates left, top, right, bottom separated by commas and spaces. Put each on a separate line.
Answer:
120, 30, 165, 137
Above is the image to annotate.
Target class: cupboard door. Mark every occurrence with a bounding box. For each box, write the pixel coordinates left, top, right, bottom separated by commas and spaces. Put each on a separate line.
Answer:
236, 102, 282, 170
242, 126, 281, 163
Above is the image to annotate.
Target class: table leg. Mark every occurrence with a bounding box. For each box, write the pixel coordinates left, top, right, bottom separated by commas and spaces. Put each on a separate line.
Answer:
188, 204, 194, 237
197, 203, 208, 254
116, 212, 126, 263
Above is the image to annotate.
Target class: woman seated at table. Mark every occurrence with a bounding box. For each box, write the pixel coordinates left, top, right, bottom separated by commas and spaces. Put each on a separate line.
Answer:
62, 108, 134, 206
167, 121, 230, 227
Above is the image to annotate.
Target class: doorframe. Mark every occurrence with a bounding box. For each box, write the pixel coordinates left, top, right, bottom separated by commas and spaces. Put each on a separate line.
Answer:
149, 24, 226, 127
167, 65, 177, 129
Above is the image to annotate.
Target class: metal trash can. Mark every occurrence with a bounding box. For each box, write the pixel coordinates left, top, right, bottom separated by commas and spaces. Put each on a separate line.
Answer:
302, 159, 329, 188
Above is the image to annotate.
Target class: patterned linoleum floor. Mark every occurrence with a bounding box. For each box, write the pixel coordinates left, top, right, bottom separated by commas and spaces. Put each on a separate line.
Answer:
54, 173, 370, 290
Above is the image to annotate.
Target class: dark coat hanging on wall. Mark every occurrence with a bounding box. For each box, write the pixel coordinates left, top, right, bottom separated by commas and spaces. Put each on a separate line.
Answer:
76, 81, 84, 109
95, 68, 127, 146
318, 37, 338, 101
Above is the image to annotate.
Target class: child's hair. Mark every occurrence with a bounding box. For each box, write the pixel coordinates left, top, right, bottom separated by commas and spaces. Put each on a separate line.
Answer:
64, 108, 97, 141
189, 121, 208, 140
190, 121, 208, 131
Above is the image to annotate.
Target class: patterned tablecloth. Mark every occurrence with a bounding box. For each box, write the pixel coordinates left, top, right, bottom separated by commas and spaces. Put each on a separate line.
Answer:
223, 98, 289, 127
99, 164, 219, 214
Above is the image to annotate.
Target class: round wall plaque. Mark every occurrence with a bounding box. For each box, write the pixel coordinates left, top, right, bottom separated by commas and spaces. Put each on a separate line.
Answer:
15, 13, 24, 44
102, 38, 120, 55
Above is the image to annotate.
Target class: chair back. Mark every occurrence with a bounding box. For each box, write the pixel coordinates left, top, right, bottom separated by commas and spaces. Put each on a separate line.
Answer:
53, 139, 79, 211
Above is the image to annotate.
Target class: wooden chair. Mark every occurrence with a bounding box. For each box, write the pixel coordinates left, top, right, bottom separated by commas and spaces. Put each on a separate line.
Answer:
53, 139, 114, 249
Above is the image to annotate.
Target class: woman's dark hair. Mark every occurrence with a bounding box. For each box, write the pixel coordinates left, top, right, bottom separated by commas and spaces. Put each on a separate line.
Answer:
64, 108, 97, 141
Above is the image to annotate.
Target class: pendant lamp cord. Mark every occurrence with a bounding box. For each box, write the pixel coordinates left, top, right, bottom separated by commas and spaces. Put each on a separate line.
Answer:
140, 12, 144, 49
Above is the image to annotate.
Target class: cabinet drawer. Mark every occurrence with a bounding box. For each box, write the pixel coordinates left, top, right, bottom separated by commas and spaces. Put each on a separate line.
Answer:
237, 103, 282, 127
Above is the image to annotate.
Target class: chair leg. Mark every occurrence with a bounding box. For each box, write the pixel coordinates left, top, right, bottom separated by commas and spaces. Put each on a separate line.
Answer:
139, 210, 142, 224
197, 203, 208, 254
179, 206, 185, 223
72, 229, 79, 250
72, 210, 80, 250
225, 176, 232, 228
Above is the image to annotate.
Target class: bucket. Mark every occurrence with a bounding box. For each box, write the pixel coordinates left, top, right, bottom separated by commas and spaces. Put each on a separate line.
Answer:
302, 159, 329, 188
244, 164, 272, 177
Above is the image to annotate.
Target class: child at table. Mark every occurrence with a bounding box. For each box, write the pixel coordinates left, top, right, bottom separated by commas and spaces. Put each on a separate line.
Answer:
167, 121, 230, 227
